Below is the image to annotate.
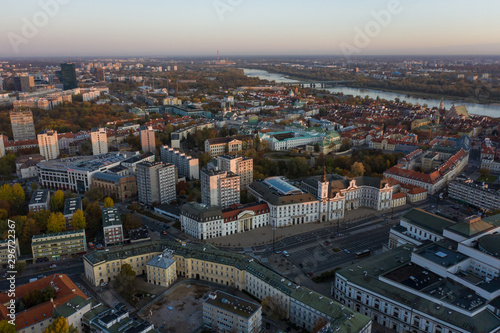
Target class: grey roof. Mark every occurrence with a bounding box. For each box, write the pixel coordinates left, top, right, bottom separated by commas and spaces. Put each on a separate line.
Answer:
249, 180, 316, 206
29, 189, 49, 206
180, 202, 222, 221
146, 254, 176, 269
102, 207, 122, 227
92, 172, 122, 183
401, 208, 456, 235
63, 197, 82, 216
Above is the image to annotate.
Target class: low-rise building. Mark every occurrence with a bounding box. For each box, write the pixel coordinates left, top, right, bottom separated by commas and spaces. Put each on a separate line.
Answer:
102, 207, 124, 246
203, 290, 262, 333
92, 172, 138, 200
205, 135, 254, 156
28, 189, 50, 212
15, 153, 45, 178
449, 178, 500, 212
146, 251, 177, 287
391, 192, 406, 207
32, 229, 86, 262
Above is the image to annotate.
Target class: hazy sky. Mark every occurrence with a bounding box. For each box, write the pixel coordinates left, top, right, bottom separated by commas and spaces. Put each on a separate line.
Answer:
1, 0, 499, 57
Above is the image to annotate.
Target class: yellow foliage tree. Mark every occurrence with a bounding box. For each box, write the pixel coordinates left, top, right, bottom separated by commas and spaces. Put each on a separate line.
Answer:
0, 320, 15, 333
71, 210, 86, 230
103, 197, 114, 208
46, 212, 66, 234
43, 317, 78, 333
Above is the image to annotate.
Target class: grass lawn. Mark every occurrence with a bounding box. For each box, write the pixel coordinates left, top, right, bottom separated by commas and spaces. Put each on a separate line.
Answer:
476, 175, 497, 183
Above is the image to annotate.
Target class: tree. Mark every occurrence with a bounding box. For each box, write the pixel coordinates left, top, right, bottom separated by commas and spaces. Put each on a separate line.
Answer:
71, 210, 86, 230
314, 142, 320, 153
480, 168, 491, 179
22, 218, 40, 245
85, 187, 104, 201
104, 197, 114, 208
49, 190, 65, 212
351, 162, 365, 177
286, 157, 309, 179
123, 214, 143, 233
261, 296, 287, 320
46, 212, 66, 233
43, 316, 78, 333
0, 320, 15, 333
31, 182, 39, 191
84, 201, 102, 238
114, 263, 136, 299
33, 209, 51, 232
11, 183, 25, 207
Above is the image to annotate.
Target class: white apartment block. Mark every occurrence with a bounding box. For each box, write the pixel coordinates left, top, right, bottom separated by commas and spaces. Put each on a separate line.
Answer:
160, 145, 199, 180
136, 162, 177, 206
91, 127, 108, 155
217, 154, 253, 189
140, 125, 156, 153
201, 168, 240, 209
10, 110, 36, 141
37, 129, 60, 160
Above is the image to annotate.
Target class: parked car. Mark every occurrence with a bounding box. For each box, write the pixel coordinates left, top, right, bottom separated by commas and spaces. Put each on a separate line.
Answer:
344, 249, 350, 254
307, 271, 314, 277
49, 263, 57, 269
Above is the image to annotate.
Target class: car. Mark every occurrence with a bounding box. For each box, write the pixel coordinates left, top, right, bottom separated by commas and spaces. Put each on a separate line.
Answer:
344, 249, 350, 254
37, 275, 45, 279
49, 263, 57, 269
96, 244, 104, 250
162, 231, 167, 235
282, 250, 289, 257
275, 250, 282, 254
100, 282, 107, 287
307, 271, 314, 277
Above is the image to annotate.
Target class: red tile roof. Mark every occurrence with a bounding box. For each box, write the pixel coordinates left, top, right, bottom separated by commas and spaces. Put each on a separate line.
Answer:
222, 202, 269, 222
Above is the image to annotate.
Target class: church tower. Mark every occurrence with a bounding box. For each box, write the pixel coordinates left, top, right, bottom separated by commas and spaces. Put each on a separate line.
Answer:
318, 166, 329, 200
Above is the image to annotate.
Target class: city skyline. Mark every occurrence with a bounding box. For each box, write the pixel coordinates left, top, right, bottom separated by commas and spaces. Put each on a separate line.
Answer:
1, 0, 500, 57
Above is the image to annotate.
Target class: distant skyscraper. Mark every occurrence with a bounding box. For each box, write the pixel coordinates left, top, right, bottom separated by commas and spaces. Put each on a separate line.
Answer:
14, 75, 35, 92
95, 67, 105, 82
37, 129, 59, 160
10, 110, 36, 141
140, 125, 156, 154
90, 128, 108, 155
136, 162, 177, 206
60, 63, 77, 90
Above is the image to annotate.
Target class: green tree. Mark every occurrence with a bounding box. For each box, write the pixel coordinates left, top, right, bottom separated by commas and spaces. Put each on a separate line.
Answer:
114, 263, 136, 299
71, 209, 86, 230
85, 187, 104, 201
84, 201, 102, 238
49, 190, 65, 212
31, 182, 39, 191
480, 168, 491, 179
33, 209, 51, 232
46, 212, 66, 233
314, 142, 320, 153
0, 184, 13, 203
286, 157, 309, 179
0, 154, 17, 177
15, 261, 26, 276
104, 197, 114, 208
0, 320, 15, 333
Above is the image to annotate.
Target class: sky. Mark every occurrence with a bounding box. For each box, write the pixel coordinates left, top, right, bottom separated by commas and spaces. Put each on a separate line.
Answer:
1, 0, 499, 58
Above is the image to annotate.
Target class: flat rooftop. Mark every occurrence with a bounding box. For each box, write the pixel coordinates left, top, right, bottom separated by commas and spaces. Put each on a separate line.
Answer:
29, 189, 49, 205
37, 152, 135, 172
401, 208, 456, 235
263, 177, 303, 195
414, 243, 468, 268
205, 291, 261, 319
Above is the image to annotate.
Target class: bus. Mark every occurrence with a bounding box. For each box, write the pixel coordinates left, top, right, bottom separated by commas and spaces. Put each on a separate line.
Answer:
355, 249, 371, 258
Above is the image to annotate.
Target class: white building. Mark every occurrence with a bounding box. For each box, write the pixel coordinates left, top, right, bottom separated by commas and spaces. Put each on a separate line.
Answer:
160, 145, 199, 180
201, 168, 240, 209
217, 154, 253, 190
140, 125, 156, 154
37, 129, 60, 160
91, 127, 108, 155
136, 162, 177, 206
336, 209, 500, 333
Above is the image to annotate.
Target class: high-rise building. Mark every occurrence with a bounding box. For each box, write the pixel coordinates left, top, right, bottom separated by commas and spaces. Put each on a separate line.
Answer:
140, 125, 156, 154
60, 63, 77, 90
136, 162, 177, 206
90, 127, 108, 155
102, 207, 124, 246
201, 168, 240, 209
0, 134, 5, 158
13, 75, 34, 92
10, 110, 36, 141
160, 145, 199, 180
217, 155, 253, 190
37, 129, 59, 160
95, 67, 105, 82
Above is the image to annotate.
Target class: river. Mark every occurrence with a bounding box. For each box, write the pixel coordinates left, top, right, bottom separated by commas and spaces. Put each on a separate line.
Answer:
242, 68, 500, 118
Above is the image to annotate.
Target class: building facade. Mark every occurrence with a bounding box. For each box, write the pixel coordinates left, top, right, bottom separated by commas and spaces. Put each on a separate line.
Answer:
102, 207, 124, 246
205, 135, 254, 157
28, 189, 50, 212
160, 145, 199, 180
91, 127, 108, 155
201, 168, 240, 209
32, 229, 86, 262
10, 110, 36, 141
217, 154, 254, 190
91, 172, 138, 201
136, 162, 177, 206
61, 62, 77, 90
146, 252, 177, 287
449, 178, 500, 212
140, 125, 156, 153
38, 129, 60, 160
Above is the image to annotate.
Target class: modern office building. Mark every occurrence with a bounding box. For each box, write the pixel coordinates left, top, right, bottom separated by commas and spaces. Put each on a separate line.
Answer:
91, 127, 108, 155
63, 197, 82, 229
146, 251, 177, 287
102, 207, 124, 246
217, 154, 253, 190
140, 125, 156, 153
37, 152, 136, 193
32, 229, 86, 262
160, 145, 199, 180
83, 241, 372, 333
203, 291, 262, 333
38, 129, 60, 160
201, 168, 240, 209
91, 172, 137, 200
61, 62, 77, 90
136, 162, 177, 206
10, 110, 36, 141
95, 67, 105, 82
14, 75, 35, 92
28, 189, 50, 212
336, 209, 500, 333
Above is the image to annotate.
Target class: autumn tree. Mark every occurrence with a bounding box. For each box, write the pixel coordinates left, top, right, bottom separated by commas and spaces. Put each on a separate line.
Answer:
85, 187, 104, 201
122, 214, 143, 233
104, 197, 114, 208
49, 190, 65, 212
351, 162, 365, 177
33, 209, 51, 232
0, 320, 15, 333
42, 316, 78, 333
46, 212, 66, 233
71, 210, 86, 230
261, 296, 287, 320
84, 201, 102, 238
114, 263, 136, 299
22, 218, 40, 246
